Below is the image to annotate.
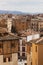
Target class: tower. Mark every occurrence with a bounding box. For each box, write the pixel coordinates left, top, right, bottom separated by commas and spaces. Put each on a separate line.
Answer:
7, 18, 12, 32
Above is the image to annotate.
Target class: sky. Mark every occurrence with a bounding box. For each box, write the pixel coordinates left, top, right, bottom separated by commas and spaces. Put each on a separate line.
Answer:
0, 0, 43, 13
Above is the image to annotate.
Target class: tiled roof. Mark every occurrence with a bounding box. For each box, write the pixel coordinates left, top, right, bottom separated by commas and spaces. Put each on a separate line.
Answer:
0, 27, 7, 33
36, 37, 43, 43
0, 33, 20, 41
29, 37, 43, 44
0, 27, 20, 41
18, 29, 39, 37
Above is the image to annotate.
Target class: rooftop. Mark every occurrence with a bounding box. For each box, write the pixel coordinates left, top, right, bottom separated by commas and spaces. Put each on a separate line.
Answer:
29, 37, 43, 44
0, 27, 20, 41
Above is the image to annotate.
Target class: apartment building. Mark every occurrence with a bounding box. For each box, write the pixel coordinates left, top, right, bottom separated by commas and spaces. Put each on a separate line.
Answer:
12, 18, 31, 32
18, 40, 31, 65
31, 19, 43, 37
0, 27, 19, 65
18, 39, 27, 65
0, 18, 13, 33
31, 37, 43, 65
18, 31, 29, 65
18, 29, 40, 65
31, 19, 38, 31
38, 21, 43, 37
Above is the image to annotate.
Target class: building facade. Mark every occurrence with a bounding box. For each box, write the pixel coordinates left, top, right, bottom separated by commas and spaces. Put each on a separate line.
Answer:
0, 27, 19, 65
31, 19, 43, 37
12, 18, 30, 32
32, 37, 43, 65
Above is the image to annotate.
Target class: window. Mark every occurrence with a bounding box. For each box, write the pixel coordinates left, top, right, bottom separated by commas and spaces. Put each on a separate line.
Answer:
35, 46, 37, 52
31, 62, 32, 65
0, 33, 2, 37
11, 43, 15, 47
3, 55, 12, 62
26, 19, 29, 21
18, 53, 20, 59
8, 57, 11, 62
11, 41, 15, 48
18, 47, 20, 51
3, 58, 6, 62
22, 47, 25, 52
25, 63, 27, 65
22, 53, 25, 56
3, 57, 12, 62
18, 52, 20, 57
0, 44, 3, 48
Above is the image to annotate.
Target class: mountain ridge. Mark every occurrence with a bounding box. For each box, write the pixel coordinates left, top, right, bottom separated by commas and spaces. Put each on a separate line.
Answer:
0, 10, 25, 14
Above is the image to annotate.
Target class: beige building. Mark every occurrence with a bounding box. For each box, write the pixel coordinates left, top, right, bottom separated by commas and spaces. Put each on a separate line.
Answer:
31, 19, 43, 37
18, 39, 27, 65
38, 21, 43, 37
32, 37, 43, 65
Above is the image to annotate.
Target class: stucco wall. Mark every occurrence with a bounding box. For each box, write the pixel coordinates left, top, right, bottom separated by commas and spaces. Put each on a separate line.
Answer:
0, 53, 18, 65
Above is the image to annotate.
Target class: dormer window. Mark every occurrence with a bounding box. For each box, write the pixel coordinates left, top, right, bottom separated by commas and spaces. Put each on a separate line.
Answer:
11, 41, 15, 48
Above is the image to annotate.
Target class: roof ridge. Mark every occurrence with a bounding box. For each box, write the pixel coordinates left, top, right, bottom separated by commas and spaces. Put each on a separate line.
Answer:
36, 37, 43, 43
